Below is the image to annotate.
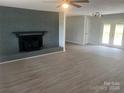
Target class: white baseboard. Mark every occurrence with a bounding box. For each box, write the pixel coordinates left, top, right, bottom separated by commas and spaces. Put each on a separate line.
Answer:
66, 40, 84, 45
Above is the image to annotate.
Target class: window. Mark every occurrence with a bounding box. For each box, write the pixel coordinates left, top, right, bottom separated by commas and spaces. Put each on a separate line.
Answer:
113, 24, 124, 46
102, 24, 111, 44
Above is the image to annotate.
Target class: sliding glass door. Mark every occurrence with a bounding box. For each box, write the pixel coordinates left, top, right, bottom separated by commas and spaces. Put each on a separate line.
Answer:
102, 23, 124, 47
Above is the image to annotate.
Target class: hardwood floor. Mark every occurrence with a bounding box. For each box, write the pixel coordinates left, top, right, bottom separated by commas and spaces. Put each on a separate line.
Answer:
0, 44, 124, 93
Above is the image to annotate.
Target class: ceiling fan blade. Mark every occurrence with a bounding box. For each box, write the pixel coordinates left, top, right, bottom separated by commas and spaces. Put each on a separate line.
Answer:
57, 4, 62, 8
70, 2, 82, 8
57, 3, 63, 8
42, 0, 61, 3
71, 0, 89, 3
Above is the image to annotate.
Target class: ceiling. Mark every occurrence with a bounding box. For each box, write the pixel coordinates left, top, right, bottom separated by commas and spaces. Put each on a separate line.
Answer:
0, 0, 124, 15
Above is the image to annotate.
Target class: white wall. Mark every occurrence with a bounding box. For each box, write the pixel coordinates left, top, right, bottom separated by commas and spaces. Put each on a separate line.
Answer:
66, 16, 88, 45
88, 17, 102, 45
88, 13, 124, 48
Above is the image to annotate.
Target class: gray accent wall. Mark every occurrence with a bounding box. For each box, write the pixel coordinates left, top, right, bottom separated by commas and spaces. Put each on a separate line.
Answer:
0, 6, 59, 57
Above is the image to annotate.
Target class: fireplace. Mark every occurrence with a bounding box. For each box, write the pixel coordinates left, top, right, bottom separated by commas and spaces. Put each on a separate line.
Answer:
13, 31, 47, 52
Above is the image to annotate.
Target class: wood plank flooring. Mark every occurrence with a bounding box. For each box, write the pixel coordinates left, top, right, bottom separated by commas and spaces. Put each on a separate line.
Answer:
0, 44, 124, 93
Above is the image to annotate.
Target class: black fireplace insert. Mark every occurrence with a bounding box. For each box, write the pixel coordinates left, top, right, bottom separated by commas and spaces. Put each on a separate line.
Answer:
13, 31, 47, 52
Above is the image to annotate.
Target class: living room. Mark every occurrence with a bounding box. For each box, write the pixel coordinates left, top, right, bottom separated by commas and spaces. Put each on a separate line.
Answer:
0, 0, 124, 93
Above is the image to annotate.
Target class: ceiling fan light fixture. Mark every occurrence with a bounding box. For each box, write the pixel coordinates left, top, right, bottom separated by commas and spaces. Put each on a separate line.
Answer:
62, 3, 69, 9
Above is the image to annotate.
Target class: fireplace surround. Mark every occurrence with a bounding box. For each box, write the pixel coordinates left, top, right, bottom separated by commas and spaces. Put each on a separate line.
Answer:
13, 31, 47, 52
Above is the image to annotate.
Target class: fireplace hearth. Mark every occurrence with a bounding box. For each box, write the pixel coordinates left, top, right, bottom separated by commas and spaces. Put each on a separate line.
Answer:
13, 31, 47, 52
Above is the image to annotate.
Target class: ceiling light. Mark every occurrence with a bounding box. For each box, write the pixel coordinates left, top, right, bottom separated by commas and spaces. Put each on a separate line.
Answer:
62, 3, 69, 9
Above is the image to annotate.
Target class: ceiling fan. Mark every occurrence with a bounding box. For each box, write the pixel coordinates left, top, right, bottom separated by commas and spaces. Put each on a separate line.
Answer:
44, 0, 89, 8
57, 0, 89, 8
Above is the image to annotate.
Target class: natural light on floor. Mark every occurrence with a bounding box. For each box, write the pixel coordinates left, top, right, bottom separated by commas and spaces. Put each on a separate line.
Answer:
102, 24, 111, 44
113, 24, 124, 46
